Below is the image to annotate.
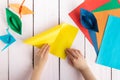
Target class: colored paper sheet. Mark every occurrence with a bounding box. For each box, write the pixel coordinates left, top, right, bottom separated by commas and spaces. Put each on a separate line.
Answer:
0, 29, 16, 51
89, 30, 98, 54
97, 15, 120, 70
6, 8, 22, 35
93, 9, 120, 48
9, 4, 33, 15
80, 8, 98, 54
24, 23, 78, 59
93, 0, 120, 12
69, 0, 109, 45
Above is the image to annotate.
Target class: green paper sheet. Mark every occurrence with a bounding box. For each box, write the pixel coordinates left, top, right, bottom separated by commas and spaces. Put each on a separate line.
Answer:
6, 8, 22, 35
93, 0, 120, 12
97, 15, 120, 70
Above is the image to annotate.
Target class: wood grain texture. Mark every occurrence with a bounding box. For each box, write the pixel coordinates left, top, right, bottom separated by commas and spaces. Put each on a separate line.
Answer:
60, 0, 85, 80
8, 0, 33, 80
34, 0, 59, 80
0, 0, 120, 80
112, 69, 120, 80
85, 38, 111, 80
0, 0, 8, 80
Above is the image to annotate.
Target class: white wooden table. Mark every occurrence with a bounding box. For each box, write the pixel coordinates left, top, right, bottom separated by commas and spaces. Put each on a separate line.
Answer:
0, 0, 120, 80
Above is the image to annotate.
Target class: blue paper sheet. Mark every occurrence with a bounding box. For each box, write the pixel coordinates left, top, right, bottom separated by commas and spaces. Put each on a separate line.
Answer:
89, 30, 99, 54
97, 15, 120, 70
0, 29, 16, 51
80, 8, 98, 54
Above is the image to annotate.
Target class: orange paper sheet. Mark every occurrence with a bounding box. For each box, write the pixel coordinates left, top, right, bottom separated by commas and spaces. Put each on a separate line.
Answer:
93, 9, 120, 48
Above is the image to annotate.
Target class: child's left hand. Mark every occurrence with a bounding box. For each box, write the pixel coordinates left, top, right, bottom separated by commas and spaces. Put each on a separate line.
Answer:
32, 44, 50, 80
34, 44, 50, 70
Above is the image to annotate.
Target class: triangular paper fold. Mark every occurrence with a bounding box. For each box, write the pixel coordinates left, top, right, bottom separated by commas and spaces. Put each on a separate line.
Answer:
93, 0, 120, 12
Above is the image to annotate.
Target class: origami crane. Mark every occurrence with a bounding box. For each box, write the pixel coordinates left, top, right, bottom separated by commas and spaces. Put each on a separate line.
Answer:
24, 23, 78, 59
80, 8, 99, 54
6, 8, 22, 35
0, 29, 16, 51
9, 4, 33, 15
9, 0, 33, 17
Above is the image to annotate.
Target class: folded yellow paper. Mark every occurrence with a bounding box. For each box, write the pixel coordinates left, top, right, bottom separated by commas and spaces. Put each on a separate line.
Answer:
24, 23, 78, 59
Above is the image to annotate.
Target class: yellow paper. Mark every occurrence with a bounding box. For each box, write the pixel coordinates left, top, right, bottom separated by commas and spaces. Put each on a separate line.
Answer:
24, 23, 78, 59
93, 9, 120, 48
9, 4, 33, 15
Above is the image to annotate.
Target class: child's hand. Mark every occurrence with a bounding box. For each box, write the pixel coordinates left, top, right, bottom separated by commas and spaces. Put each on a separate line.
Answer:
65, 48, 96, 80
34, 44, 50, 69
32, 44, 50, 80
65, 48, 88, 71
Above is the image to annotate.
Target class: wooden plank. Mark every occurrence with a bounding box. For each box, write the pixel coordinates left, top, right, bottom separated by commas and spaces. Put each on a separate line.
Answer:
60, 0, 85, 80
112, 69, 120, 80
85, 38, 111, 80
8, 0, 33, 80
34, 0, 59, 80
0, 51, 8, 80
0, 0, 8, 80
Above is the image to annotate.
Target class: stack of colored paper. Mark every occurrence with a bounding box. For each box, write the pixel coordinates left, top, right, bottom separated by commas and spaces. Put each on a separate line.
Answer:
96, 15, 120, 70
69, 0, 120, 70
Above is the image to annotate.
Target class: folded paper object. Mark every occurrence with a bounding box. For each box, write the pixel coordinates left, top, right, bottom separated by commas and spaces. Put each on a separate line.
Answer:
24, 23, 78, 59
80, 8, 98, 54
0, 29, 16, 51
6, 8, 22, 35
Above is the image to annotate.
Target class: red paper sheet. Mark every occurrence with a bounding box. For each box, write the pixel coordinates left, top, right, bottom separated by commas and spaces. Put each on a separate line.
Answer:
69, 0, 110, 44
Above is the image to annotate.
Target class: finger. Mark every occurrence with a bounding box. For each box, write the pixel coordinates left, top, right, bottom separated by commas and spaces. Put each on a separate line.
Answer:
70, 49, 80, 57
67, 56, 73, 66
69, 48, 83, 57
75, 50, 83, 57
66, 49, 78, 59
36, 49, 40, 56
39, 44, 48, 57
66, 50, 74, 60
43, 45, 50, 57
67, 54, 76, 63
66, 49, 77, 58
41, 44, 49, 56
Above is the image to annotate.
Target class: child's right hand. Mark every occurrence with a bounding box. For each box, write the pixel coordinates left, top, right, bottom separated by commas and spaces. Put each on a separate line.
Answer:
65, 48, 96, 80
65, 48, 88, 71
